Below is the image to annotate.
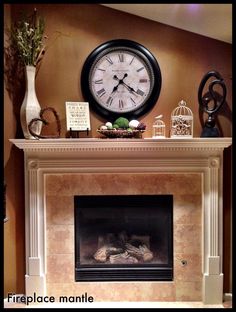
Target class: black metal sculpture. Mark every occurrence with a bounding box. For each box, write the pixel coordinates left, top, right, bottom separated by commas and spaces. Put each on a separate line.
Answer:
198, 70, 226, 137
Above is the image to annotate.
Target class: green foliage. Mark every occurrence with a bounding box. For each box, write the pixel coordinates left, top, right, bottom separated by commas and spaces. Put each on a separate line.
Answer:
113, 117, 129, 129
10, 9, 46, 66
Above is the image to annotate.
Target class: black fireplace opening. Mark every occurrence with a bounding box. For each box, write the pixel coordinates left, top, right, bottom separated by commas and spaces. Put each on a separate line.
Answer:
75, 195, 173, 281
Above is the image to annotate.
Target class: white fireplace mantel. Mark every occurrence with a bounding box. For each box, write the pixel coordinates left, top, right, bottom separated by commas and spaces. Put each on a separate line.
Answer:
11, 138, 232, 304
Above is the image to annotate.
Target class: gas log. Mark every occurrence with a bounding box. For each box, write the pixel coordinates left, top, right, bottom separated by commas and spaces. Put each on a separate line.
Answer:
93, 232, 154, 264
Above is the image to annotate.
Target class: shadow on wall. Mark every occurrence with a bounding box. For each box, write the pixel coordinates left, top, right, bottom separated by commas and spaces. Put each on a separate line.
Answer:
223, 146, 232, 293
4, 145, 25, 296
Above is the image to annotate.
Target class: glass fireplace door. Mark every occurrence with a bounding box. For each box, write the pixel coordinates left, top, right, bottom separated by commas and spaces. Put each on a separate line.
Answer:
75, 195, 173, 281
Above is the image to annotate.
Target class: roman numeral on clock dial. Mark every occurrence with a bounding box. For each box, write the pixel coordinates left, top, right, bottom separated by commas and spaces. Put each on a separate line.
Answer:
137, 66, 144, 72
106, 56, 113, 65
97, 88, 106, 97
129, 56, 135, 65
139, 78, 148, 83
106, 96, 113, 106
136, 89, 145, 96
95, 79, 103, 84
118, 53, 124, 62
130, 97, 136, 105
119, 99, 124, 109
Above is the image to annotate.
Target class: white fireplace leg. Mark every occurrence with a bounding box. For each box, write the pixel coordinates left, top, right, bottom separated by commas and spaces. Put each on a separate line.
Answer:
25, 257, 45, 296
25, 161, 46, 296
203, 257, 223, 304
203, 158, 223, 304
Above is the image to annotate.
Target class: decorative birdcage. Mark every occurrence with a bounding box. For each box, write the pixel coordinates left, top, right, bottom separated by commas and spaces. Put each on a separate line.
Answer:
170, 100, 193, 138
152, 115, 166, 138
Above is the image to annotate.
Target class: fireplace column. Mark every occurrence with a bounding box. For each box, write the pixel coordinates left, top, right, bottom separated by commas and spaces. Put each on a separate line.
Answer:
25, 159, 45, 296
203, 157, 223, 304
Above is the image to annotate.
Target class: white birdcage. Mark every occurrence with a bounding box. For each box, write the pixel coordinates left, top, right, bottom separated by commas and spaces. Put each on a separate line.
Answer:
152, 115, 166, 138
170, 100, 193, 138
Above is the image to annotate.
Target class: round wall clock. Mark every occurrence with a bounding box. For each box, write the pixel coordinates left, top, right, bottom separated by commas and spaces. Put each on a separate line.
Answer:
81, 39, 162, 120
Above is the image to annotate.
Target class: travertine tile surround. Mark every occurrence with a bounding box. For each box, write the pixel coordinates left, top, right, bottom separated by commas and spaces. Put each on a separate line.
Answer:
46, 173, 202, 301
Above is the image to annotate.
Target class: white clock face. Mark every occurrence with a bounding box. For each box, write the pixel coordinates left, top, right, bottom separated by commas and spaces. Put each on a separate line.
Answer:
89, 48, 154, 114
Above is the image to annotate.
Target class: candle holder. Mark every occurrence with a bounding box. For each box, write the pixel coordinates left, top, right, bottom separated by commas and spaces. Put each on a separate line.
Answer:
152, 115, 166, 138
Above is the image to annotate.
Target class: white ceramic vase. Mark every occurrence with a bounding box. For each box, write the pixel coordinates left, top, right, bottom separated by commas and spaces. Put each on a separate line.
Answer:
20, 65, 42, 139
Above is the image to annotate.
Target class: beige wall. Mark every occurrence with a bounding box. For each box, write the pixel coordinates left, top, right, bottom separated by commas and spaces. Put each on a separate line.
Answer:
4, 3, 232, 297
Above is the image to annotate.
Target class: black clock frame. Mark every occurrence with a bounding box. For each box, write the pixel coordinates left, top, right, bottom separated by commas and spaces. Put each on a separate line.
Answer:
81, 39, 162, 120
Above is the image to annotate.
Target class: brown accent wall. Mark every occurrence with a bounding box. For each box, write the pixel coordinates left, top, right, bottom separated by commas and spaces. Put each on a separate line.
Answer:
4, 3, 25, 298
4, 3, 232, 297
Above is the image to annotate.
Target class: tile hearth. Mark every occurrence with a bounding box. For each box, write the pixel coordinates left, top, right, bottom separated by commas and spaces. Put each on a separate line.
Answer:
11, 138, 232, 304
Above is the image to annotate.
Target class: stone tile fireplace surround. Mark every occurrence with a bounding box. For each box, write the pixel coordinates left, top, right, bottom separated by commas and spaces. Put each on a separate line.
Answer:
11, 138, 231, 304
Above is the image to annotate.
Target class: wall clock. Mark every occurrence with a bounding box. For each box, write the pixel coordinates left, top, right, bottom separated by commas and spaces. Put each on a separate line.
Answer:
81, 39, 162, 120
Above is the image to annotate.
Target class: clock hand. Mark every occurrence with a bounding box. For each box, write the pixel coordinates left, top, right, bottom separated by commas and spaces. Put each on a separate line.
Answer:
111, 84, 119, 93
113, 74, 137, 93
111, 73, 128, 94
121, 82, 137, 93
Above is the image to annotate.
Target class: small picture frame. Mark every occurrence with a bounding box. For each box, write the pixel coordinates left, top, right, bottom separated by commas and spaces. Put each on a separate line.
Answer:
65, 102, 91, 131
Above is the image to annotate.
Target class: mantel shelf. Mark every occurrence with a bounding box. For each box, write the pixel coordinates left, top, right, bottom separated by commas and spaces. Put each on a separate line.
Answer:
10, 137, 232, 154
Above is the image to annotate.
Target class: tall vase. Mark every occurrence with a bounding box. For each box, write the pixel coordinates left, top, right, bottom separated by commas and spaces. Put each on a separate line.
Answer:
20, 65, 42, 139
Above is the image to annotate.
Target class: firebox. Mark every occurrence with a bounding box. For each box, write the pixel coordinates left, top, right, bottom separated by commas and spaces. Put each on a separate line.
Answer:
75, 195, 173, 281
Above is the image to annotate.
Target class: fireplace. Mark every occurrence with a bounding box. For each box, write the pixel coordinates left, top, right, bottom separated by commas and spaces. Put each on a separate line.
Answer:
75, 195, 173, 281
10, 138, 232, 304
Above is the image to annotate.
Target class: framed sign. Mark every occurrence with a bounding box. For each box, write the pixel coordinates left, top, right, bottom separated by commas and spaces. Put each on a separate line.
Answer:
65, 102, 91, 131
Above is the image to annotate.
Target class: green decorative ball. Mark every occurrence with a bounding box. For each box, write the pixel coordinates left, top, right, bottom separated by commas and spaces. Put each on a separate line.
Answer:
114, 117, 129, 129
113, 124, 119, 129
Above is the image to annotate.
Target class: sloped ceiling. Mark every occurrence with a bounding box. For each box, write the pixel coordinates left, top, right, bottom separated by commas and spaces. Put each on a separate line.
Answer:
101, 4, 232, 44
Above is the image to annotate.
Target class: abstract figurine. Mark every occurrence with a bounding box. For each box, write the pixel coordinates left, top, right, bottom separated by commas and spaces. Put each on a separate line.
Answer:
198, 70, 226, 137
